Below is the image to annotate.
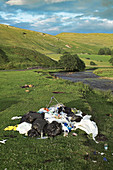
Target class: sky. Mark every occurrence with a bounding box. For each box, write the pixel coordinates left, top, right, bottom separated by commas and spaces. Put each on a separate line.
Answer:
0, 0, 113, 35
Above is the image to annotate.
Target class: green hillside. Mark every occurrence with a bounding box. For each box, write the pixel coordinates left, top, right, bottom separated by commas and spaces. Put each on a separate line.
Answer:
0, 45, 57, 70
56, 32, 113, 54
0, 24, 113, 69
0, 24, 67, 55
0, 24, 63, 69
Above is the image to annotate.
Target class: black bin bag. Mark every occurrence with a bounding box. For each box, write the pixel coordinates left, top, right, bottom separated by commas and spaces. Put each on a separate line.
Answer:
20, 111, 45, 123
44, 121, 62, 137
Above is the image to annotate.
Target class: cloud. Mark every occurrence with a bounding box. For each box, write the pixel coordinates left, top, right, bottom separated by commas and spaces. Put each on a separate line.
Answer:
1, 0, 113, 35
45, 0, 68, 3
6, 0, 69, 6
44, 26, 59, 32
31, 17, 57, 27
0, 10, 45, 24
6, 0, 26, 5
1, 6, 113, 35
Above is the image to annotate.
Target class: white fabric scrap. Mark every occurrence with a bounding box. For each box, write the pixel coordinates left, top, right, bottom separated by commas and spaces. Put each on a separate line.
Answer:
0, 139, 7, 144
11, 116, 22, 120
46, 117, 69, 124
16, 122, 32, 135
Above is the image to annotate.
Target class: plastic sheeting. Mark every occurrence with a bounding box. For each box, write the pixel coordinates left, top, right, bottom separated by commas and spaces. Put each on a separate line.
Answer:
73, 115, 98, 143
16, 122, 32, 135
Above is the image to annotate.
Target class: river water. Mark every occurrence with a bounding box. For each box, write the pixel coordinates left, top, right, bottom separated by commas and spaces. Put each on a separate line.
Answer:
54, 70, 113, 91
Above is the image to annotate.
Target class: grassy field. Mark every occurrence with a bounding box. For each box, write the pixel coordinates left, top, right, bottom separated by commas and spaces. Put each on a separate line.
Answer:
93, 68, 113, 78
79, 54, 112, 67
0, 69, 113, 169
45, 53, 112, 68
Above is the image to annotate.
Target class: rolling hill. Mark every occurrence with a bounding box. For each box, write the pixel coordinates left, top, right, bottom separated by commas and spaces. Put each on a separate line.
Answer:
56, 32, 113, 54
0, 24, 113, 69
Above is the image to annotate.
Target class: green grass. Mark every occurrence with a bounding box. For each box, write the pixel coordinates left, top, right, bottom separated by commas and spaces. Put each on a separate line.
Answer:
57, 33, 113, 54
0, 24, 67, 56
93, 68, 113, 78
0, 69, 113, 169
46, 53, 61, 61
79, 54, 112, 67
0, 45, 57, 70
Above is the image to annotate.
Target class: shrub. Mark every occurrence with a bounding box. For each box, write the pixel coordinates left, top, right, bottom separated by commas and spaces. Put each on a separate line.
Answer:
98, 48, 111, 55
90, 61, 96, 65
0, 49, 9, 64
109, 57, 113, 66
58, 52, 85, 71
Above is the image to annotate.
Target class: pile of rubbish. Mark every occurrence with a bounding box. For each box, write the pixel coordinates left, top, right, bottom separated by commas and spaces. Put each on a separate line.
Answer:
4, 97, 98, 143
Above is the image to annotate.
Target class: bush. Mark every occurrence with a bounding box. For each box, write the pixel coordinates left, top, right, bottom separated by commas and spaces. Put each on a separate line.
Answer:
98, 48, 111, 55
6, 62, 15, 69
109, 57, 113, 65
58, 52, 85, 71
90, 61, 96, 65
0, 49, 9, 64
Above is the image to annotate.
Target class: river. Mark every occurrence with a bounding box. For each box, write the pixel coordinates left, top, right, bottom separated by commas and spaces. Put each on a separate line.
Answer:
54, 70, 113, 91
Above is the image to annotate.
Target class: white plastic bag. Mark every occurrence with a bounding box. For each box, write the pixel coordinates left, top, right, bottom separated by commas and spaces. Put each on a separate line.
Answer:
16, 122, 32, 135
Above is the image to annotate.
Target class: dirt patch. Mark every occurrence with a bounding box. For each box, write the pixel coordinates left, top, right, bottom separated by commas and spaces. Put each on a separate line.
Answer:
99, 77, 113, 80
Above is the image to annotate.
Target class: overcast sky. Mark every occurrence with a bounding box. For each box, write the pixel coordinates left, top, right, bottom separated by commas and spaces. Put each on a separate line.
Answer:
0, 0, 113, 35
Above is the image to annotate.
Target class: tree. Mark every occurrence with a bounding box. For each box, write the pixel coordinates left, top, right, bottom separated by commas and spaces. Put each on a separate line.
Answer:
90, 61, 96, 65
111, 49, 113, 55
98, 48, 105, 55
105, 48, 111, 55
57, 48, 61, 54
58, 52, 85, 71
98, 48, 111, 55
109, 57, 113, 66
